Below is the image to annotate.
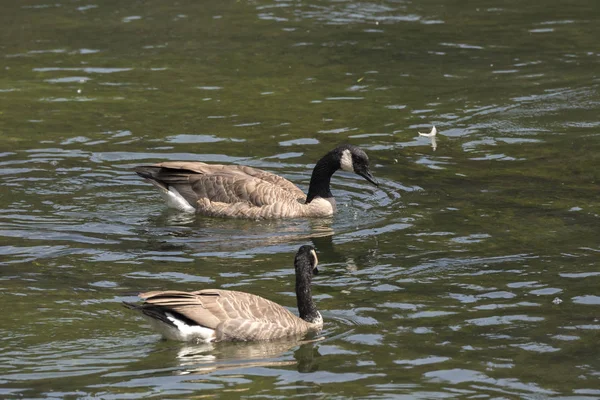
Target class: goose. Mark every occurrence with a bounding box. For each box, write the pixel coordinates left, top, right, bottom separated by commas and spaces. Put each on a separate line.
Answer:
133, 144, 378, 219
123, 245, 323, 342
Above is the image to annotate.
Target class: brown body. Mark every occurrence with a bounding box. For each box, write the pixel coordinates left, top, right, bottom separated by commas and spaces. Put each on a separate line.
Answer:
127, 289, 322, 342
133, 144, 378, 220
135, 162, 336, 219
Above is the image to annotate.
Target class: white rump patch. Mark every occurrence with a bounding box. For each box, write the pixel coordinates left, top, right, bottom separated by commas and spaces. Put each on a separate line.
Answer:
144, 312, 216, 342
159, 186, 195, 212
340, 149, 354, 172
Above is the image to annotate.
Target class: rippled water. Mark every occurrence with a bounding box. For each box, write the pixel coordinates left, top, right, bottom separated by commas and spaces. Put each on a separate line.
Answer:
1, 0, 599, 398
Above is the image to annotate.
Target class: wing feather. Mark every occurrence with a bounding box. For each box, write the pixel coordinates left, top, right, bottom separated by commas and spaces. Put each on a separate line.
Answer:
151, 163, 304, 197
135, 162, 308, 218
137, 289, 312, 341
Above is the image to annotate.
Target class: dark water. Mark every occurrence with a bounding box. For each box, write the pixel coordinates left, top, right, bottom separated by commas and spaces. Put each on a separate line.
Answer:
1, 0, 599, 398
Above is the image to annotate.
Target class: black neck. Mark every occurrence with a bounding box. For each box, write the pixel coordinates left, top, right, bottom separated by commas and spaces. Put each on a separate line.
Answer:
305, 153, 339, 204
295, 260, 319, 323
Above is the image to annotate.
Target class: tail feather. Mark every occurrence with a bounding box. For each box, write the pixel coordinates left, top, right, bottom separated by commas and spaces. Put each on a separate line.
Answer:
124, 300, 217, 342
133, 166, 169, 191
123, 301, 179, 327
132, 166, 157, 180
133, 166, 197, 187
133, 166, 200, 212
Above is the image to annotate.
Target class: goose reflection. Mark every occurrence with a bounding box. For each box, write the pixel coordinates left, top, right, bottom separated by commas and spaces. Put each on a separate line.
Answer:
173, 337, 323, 375
139, 213, 337, 255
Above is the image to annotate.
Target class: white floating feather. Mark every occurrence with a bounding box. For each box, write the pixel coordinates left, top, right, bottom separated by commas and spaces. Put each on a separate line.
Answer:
418, 125, 437, 137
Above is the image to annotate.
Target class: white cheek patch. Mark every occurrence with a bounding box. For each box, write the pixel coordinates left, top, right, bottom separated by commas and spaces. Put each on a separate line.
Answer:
310, 249, 318, 267
340, 149, 354, 172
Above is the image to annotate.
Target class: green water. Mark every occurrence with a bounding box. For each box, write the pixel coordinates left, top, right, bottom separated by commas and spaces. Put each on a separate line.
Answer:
1, 0, 599, 398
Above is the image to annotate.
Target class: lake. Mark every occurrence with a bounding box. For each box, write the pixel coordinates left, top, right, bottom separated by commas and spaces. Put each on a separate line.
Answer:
1, 0, 599, 398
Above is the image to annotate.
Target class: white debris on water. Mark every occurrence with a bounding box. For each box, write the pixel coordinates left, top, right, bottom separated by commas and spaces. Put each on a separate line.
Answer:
418, 125, 437, 137
418, 126, 438, 151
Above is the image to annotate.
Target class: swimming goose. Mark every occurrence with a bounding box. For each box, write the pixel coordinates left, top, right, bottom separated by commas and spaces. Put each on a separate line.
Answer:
123, 245, 322, 342
133, 144, 378, 219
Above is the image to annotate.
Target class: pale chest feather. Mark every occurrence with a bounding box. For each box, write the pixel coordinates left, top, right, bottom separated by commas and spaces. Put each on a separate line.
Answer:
304, 197, 336, 217
194, 193, 336, 219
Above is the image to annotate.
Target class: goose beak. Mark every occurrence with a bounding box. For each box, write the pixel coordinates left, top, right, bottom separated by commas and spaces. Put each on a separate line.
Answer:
358, 169, 379, 187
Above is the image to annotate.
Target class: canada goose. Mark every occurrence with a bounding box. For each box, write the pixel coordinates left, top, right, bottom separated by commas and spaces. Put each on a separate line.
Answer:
133, 144, 378, 219
123, 245, 322, 342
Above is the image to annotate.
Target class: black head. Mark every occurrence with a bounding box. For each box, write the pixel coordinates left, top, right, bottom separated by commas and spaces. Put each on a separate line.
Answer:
295, 245, 319, 276
333, 144, 378, 187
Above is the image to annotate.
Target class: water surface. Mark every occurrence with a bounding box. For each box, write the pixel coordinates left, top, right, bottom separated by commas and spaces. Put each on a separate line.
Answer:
1, 0, 599, 398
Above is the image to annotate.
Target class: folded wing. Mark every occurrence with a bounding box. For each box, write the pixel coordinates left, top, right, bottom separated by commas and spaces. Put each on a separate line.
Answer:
134, 162, 306, 212
137, 290, 311, 341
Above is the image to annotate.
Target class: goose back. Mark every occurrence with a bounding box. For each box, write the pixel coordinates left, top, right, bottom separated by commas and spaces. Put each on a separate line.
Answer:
131, 289, 321, 342
135, 162, 337, 219
150, 162, 305, 198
